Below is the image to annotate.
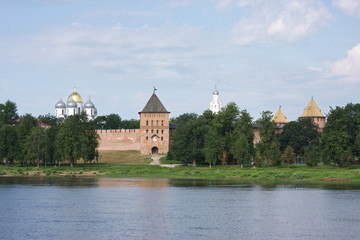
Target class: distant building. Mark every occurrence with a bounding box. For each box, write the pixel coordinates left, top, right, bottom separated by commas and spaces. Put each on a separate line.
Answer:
272, 106, 289, 127
210, 86, 222, 114
299, 97, 326, 130
97, 90, 170, 155
55, 88, 97, 120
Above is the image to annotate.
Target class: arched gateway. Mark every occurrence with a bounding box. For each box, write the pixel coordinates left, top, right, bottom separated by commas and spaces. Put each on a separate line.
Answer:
151, 147, 159, 154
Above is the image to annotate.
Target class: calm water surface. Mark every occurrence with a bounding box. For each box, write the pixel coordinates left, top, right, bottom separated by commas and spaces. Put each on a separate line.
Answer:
0, 177, 359, 240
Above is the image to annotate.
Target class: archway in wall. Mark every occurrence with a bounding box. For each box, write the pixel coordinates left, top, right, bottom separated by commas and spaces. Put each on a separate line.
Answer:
151, 147, 159, 154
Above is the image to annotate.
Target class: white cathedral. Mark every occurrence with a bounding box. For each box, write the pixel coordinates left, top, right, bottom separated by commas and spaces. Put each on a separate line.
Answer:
209, 87, 222, 114
55, 88, 97, 120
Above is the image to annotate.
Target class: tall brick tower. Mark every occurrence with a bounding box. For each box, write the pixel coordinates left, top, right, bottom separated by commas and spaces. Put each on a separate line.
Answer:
139, 90, 170, 154
299, 97, 326, 130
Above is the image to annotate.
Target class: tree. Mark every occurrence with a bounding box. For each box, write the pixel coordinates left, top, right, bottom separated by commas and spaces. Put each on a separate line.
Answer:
25, 126, 47, 167
56, 114, 99, 167
204, 128, 224, 167
120, 119, 139, 129
304, 143, 321, 166
16, 114, 37, 165
279, 118, 319, 155
281, 146, 295, 166
0, 100, 18, 126
321, 103, 360, 166
231, 134, 251, 167
105, 114, 121, 129
256, 111, 281, 166
0, 125, 18, 165
231, 110, 254, 166
212, 102, 240, 165
38, 114, 57, 126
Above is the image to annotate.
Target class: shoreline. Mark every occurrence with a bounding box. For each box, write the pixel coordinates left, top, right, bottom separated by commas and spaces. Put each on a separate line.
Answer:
1, 164, 360, 183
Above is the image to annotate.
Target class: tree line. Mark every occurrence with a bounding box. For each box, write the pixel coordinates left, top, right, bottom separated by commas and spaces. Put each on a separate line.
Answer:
167, 102, 360, 167
0, 100, 99, 167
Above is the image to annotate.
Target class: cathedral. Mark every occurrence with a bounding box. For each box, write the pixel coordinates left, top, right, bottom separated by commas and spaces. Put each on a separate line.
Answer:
55, 88, 97, 120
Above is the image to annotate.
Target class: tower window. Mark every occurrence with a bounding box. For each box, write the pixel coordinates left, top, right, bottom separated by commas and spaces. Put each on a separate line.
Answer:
161, 120, 164, 126
146, 120, 148, 126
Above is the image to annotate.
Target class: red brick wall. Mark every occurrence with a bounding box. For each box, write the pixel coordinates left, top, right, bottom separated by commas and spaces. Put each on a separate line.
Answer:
97, 129, 141, 151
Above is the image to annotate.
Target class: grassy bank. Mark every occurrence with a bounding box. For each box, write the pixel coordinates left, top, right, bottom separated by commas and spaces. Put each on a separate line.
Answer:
1, 164, 360, 182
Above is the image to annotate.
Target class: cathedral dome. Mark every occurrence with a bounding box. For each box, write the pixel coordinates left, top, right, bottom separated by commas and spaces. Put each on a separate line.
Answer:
55, 99, 66, 108
84, 98, 95, 109
67, 89, 83, 103
67, 98, 77, 108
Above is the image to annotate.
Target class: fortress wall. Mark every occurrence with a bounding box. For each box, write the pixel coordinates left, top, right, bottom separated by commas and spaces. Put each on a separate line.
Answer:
97, 129, 141, 151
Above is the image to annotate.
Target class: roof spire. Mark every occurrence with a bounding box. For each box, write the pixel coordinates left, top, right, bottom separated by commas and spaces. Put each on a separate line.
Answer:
153, 86, 157, 94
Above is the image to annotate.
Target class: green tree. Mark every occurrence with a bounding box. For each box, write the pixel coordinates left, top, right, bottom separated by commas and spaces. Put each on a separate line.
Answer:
106, 114, 122, 129
0, 125, 18, 165
204, 128, 224, 167
304, 143, 321, 166
256, 111, 281, 166
231, 110, 254, 166
321, 103, 360, 166
281, 146, 295, 166
168, 112, 211, 167
0, 100, 18, 126
56, 114, 99, 167
38, 114, 57, 126
212, 102, 240, 165
25, 126, 47, 167
120, 119, 140, 129
231, 134, 250, 167
17, 114, 37, 165
279, 118, 319, 155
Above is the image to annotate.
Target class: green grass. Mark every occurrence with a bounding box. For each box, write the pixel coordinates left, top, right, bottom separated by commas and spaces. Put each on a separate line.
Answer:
1, 163, 360, 183
159, 156, 182, 164
99, 150, 152, 164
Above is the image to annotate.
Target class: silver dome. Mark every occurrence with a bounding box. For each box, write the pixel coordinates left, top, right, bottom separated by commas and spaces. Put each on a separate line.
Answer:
84, 98, 95, 109
67, 98, 77, 108
55, 99, 66, 108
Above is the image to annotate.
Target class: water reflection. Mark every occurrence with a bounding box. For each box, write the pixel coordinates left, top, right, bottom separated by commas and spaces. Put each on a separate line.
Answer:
1, 177, 360, 240
1, 176, 360, 190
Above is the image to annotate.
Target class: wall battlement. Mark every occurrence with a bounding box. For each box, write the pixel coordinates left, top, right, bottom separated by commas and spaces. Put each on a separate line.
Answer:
96, 129, 141, 151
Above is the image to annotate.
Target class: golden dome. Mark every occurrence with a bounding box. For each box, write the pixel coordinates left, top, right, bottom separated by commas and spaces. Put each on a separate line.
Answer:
272, 107, 289, 124
67, 89, 83, 103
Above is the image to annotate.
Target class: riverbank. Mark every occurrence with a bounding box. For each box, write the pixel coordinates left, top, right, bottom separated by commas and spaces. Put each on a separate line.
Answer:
1, 164, 360, 182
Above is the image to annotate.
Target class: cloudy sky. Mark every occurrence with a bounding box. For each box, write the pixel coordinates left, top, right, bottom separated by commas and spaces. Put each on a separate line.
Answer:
1, 0, 360, 121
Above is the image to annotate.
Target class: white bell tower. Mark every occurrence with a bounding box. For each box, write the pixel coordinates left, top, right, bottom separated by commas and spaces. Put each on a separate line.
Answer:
210, 86, 222, 114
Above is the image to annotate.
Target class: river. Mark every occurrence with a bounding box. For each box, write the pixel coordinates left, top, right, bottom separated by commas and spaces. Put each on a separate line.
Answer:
0, 177, 359, 240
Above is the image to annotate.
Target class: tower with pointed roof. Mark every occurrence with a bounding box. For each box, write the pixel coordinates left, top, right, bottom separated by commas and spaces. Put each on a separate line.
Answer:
210, 86, 222, 114
299, 97, 326, 130
138, 90, 170, 154
272, 106, 289, 127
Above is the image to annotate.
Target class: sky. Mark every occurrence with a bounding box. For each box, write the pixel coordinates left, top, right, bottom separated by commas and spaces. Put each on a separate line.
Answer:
1, 0, 360, 121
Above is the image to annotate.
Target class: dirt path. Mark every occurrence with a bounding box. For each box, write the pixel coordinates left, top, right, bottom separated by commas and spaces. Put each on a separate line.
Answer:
149, 154, 161, 165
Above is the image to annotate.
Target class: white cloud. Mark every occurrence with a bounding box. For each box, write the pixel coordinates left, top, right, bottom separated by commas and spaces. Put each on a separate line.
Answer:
307, 66, 323, 72
231, 0, 332, 45
330, 43, 360, 82
333, 0, 360, 16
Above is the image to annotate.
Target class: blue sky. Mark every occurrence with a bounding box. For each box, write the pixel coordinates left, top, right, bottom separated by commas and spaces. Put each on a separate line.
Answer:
1, 0, 360, 121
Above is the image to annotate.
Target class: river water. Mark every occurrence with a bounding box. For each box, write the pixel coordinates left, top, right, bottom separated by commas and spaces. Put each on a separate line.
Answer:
0, 177, 359, 240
